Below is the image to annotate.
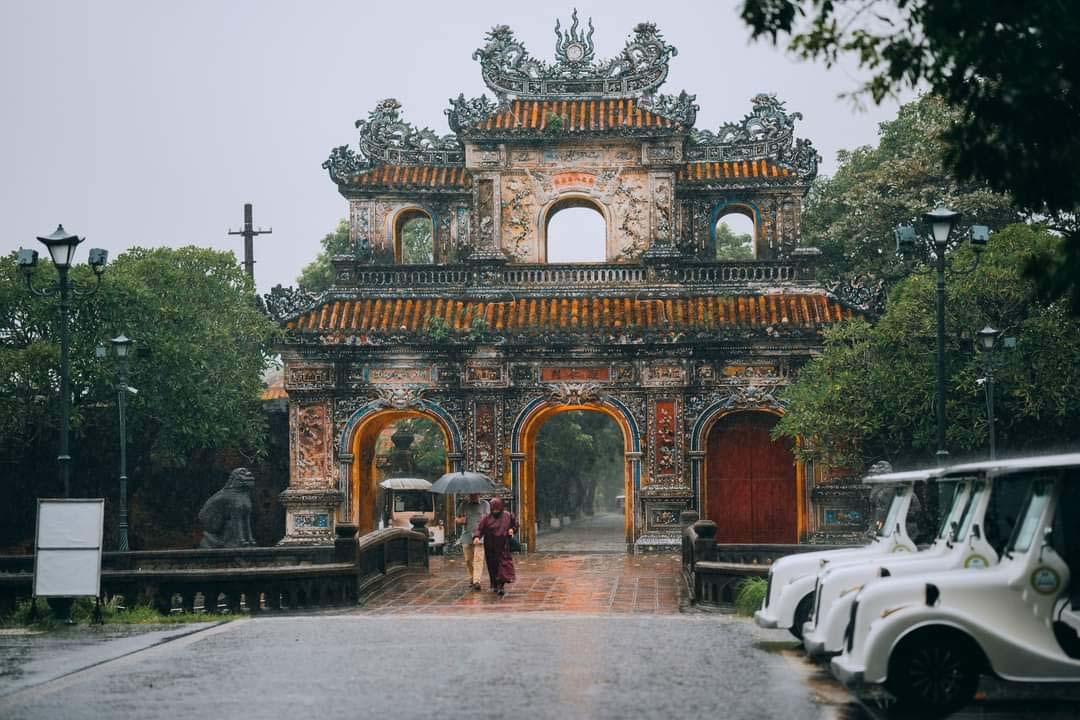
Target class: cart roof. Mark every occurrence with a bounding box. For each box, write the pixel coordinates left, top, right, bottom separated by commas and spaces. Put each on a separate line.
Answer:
862, 467, 943, 485
378, 477, 433, 491
946, 452, 1080, 479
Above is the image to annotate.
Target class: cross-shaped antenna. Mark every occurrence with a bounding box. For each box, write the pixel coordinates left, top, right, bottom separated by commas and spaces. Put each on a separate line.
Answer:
227, 203, 272, 281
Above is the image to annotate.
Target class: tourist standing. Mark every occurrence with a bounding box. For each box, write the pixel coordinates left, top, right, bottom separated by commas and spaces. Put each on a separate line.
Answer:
473, 497, 518, 596
456, 493, 490, 590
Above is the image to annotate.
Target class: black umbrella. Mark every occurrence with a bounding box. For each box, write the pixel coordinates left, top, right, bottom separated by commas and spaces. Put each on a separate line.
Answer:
430, 470, 498, 495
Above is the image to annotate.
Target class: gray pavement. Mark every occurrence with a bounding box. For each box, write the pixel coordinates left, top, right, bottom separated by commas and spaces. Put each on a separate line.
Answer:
536, 511, 626, 552
0, 613, 845, 720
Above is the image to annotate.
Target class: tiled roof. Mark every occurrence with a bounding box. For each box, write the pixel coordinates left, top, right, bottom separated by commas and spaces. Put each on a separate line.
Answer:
286, 293, 850, 336
677, 160, 792, 182
470, 99, 682, 134
343, 165, 471, 190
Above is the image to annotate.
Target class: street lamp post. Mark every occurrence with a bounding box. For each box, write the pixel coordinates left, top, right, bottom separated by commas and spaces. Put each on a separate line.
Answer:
976, 325, 1001, 461
17, 226, 108, 497
896, 209, 989, 466
112, 335, 133, 550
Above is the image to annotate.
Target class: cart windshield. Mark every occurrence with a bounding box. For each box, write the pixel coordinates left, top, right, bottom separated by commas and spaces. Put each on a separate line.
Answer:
934, 479, 969, 540
393, 492, 433, 513
953, 479, 985, 541
873, 486, 907, 538
1009, 478, 1054, 554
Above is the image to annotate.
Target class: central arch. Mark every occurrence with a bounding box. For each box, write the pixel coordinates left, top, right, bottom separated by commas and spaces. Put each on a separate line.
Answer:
511, 395, 641, 551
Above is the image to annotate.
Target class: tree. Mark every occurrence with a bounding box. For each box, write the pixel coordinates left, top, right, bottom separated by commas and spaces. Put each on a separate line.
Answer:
802, 94, 1019, 280
535, 411, 624, 520
297, 219, 349, 293
741, 0, 1080, 311
714, 222, 755, 261
1, 247, 280, 548
400, 217, 434, 264
774, 224, 1080, 470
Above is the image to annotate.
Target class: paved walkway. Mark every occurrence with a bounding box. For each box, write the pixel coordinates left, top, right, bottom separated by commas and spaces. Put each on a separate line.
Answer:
535, 510, 626, 552
361, 551, 685, 614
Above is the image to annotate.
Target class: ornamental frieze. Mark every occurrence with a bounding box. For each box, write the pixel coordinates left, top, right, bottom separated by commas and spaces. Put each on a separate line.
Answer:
539, 366, 610, 383
641, 361, 688, 387
464, 362, 508, 388
292, 401, 335, 489
285, 364, 334, 391
547, 382, 602, 405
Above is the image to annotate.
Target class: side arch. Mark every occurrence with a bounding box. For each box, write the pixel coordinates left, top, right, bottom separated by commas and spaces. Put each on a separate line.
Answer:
338, 399, 464, 532
510, 394, 642, 550
709, 199, 764, 259
690, 401, 805, 541
389, 206, 437, 264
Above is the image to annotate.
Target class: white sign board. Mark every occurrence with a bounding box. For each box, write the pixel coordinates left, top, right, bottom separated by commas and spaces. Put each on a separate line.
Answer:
34, 499, 104, 598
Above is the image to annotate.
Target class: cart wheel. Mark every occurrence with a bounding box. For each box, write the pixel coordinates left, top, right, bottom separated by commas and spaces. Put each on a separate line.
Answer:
886, 633, 979, 715
789, 593, 813, 640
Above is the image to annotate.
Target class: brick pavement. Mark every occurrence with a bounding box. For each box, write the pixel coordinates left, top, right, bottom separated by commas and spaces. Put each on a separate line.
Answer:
359, 552, 687, 614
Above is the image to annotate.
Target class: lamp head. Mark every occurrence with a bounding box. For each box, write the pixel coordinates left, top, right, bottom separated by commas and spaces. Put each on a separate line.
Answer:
87, 248, 108, 275
36, 224, 83, 269
922, 207, 961, 245
111, 334, 133, 358
969, 225, 989, 252
976, 325, 1000, 352
16, 248, 39, 270
895, 225, 917, 254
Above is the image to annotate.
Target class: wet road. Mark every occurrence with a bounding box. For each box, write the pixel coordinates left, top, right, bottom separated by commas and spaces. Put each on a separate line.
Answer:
535, 511, 625, 552
1, 613, 845, 720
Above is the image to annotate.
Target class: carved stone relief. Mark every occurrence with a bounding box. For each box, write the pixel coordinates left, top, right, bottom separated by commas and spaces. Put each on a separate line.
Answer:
292, 401, 334, 489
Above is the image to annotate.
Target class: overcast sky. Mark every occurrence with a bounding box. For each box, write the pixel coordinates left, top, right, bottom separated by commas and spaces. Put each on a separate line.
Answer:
0, 0, 907, 294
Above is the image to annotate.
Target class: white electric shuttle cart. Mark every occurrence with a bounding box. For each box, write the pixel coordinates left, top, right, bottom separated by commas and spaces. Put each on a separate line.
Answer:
754, 468, 926, 638
804, 460, 1031, 656
831, 453, 1080, 714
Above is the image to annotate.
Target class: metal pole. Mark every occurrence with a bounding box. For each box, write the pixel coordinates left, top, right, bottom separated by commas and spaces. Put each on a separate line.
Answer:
117, 352, 129, 551
935, 250, 948, 467
57, 265, 72, 497
986, 349, 996, 461
242, 203, 255, 279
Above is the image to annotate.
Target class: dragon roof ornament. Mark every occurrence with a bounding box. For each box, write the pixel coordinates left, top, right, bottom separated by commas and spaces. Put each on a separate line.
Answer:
323, 98, 464, 183
474, 11, 679, 101
687, 94, 821, 182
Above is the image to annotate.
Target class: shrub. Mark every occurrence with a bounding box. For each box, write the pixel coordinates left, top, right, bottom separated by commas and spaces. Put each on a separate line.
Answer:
734, 577, 768, 616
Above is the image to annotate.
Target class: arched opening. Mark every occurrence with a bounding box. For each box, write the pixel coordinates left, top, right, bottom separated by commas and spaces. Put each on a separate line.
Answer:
704, 411, 797, 543
349, 410, 449, 536
394, 209, 434, 264
515, 400, 637, 552
544, 198, 607, 263
714, 210, 755, 260
534, 410, 625, 551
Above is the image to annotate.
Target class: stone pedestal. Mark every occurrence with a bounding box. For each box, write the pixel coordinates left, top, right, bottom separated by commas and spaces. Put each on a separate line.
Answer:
278, 488, 343, 545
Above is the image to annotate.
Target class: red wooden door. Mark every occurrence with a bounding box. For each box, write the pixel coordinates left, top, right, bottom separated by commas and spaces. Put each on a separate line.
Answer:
705, 413, 797, 543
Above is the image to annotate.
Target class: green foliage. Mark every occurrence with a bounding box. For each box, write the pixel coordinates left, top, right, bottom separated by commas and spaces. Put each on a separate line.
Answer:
544, 112, 568, 135
1, 247, 279, 546
535, 411, 624, 519
734, 577, 768, 616
426, 316, 450, 342
801, 94, 1019, 280
395, 417, 447, 479
1, 597, 219, 628
467, 314, 489, 342
740, 0, 1080, 311
775, 224, 1080, 469
400, 216, 434, 264
714, 222, 755, 261
297, 219, 350, 293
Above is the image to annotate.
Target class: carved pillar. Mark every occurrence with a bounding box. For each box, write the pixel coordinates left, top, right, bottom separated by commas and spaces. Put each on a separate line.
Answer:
688, 449, 706, 510
279, 395, 343, 545
643, 171, 681, 259
469, 175, 507, 261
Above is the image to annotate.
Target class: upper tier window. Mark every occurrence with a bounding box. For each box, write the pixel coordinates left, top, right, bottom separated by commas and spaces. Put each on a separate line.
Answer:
395, 209, 434, 264
545, 199, 606, 263
714, 211, 755, 260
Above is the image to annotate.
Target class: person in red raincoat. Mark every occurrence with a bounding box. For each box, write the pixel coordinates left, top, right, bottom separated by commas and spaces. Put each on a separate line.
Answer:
473, 497, 518, 596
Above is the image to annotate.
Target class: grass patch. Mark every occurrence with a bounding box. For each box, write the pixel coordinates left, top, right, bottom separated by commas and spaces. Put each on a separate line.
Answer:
734, 577, 768, 616
2, 597, 225, 629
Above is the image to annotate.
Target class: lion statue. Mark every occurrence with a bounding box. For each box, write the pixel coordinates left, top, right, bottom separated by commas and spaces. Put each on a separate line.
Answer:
198, 467, 257, 548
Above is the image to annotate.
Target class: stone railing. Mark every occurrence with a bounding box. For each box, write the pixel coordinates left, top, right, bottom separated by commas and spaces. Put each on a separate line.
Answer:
680, 515, 854, 608
327, 257, 815, 297
0, 526, 428, 616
